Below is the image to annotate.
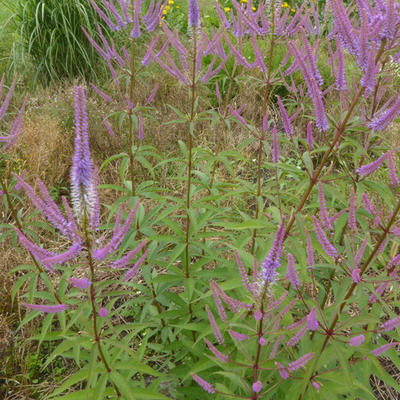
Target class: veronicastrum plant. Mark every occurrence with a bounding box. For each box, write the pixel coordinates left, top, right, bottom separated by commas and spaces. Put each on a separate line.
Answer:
4, 0, 400, 399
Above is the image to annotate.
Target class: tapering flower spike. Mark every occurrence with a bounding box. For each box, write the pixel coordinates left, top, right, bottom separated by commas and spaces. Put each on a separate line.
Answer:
305, 229, 315, 267
276, 362, 289, 380
387, 151, 399, 188
369, 97, 400, 132
348, 188, 357, 231
188, 0, 200, 29
286, 253, 300, 290
288, 353, 314, 372
191, 374, 216, 394
206, 305, 224, 345
371, 342, 399, 356
236, 251, 254, 295
381, 316, 400, 332
69, 277, 92, 289
252, 381, 262, 393
335, 40, 347, 91
307, 306, 319, 331
204, 338, 228, 363
288, 325, 308, 347
318, 182, 332, 231
356, 153, 388, 176
272, 127, 279, 163
260, 218, 286, 285
312, 216, 338, 259
123, 248, 149, 281
22, 303, 69, 313
349, 334, 365, 347
360, 44, 376, 96
71, 86, 94, 221
276, 95, 293, 138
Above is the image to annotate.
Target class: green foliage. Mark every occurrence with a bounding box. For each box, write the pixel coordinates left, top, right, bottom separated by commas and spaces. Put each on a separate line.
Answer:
15, 0, 110, 84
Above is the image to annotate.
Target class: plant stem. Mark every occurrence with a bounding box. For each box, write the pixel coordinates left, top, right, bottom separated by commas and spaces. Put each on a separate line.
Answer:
250, 0, 276, 256
83, 215, 121, 398
128, 34, 136, 197
184, 30, 198, 340
298, 197, 400, 399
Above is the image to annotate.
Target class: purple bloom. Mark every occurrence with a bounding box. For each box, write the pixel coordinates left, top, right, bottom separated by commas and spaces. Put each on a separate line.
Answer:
236, 252, 254, 295
146, 83, 159, 104
22, 303, 69, 313
252, 381, 262, 393
288, 325, 308, 347
307, 306, 319, 331
204, 338, 228, 363
254, 310, 263, 321
349, 334, 365, 347
69, 277, 92, 289
288, 353, 314, 372
381, 316, 400, 332
210, 280, 228, 323
99, 307, 109, 317
229, 329, 249, 342
357, 153, 388, 176
191, 374, 216, 394
360, 44, 376, 96
276, 95, 293, 137
259, 336, 266, 346
335, 40, 347, 90
387, 151, 399, 188
206, 305, 224, 345
369, 97, 400, 131
276, 362, 289, 380
272, 127, 280, 163
260, 219, 286, 284
306, 229, 315, 267
312, 382, 320, 391
312, 216, 338, 259
188, 0, 200, 28
371, 342, 399, 356
318, 183, 332, 231
286, 253, 300, 289
71, 86, 94, 220
123, 249, 149, 281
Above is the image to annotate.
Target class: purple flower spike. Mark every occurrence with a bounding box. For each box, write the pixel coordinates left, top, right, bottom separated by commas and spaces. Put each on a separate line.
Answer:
369, 97, 400, 132
381, 316, 400, 332
236, 251, 254, 295
348, 188, 357, 231
312, 216, 338, 259
137, 112, 144, 140
335, 40, 347, 90
286, 253, 300, 290
356, 153, 388, 176
71, 86, 94, 220
259, 337, 266, 346
272, 127, 279, 163
387, 151, 399, 188
204, 338, 228, 363
305, 229, 315, 267
312, 382, 320, 391
318, 182, 332, 231
206, 305, 224, 345
276, 95, 293, 137
288, 324, 308, 347
191, 374, 216, 394
229, 329, 249, 342
22, 303, 69, 313
371, 342, 399, 356
288, 353, 314, 372
260, 218, 286, 284
349, 334, 365, 347
254, 310, 263, 321
123, 248, 149, 281
252, 381, 262, 393
360, 44, 376, 96
99, 307, 109, 317
307, 306, 319, 331
276, 362, 289, 380
188, 0, 200, 29
69, 277, 92, 289
146, 83, 159, 104
210, 280, 228, 323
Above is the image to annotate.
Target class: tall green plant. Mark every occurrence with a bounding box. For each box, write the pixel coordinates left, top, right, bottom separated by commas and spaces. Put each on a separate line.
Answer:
15, 0, 110, 84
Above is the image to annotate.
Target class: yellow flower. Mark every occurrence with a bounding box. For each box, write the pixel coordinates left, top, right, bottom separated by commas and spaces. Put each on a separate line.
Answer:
163, 9, 167, 14
165, 5, 170, 11
224, 7, 231, 12
281, 2, 289, 7
241, 0, 247, 3
168, 0, 174, 4
252, 6, 256, 11
176, 5, 180, 8
291, 8, 296, 12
